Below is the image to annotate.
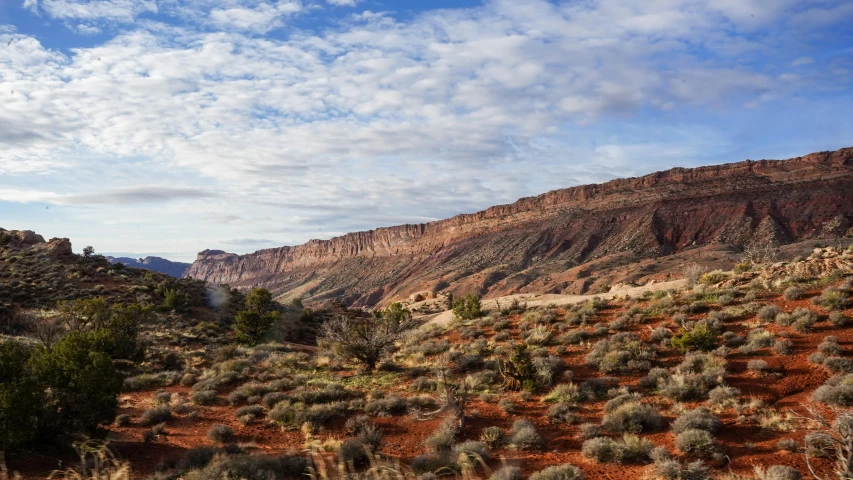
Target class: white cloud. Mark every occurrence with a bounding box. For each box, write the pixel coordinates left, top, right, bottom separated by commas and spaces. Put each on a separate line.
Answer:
208, 1, 303, 32
29, 0, 158, 22
326, 0, 361, 6
1, 0, 851, 254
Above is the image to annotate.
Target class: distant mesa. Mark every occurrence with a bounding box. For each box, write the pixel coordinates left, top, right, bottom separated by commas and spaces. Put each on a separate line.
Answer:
106, 256, 191, 278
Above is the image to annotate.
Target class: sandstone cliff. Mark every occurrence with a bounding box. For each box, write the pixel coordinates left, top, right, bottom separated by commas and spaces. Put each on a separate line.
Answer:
185, 148, 853, 306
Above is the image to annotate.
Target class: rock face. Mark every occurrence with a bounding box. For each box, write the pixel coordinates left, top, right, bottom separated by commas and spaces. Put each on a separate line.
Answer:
106, 256, 191, 278
185, 147, 853, 306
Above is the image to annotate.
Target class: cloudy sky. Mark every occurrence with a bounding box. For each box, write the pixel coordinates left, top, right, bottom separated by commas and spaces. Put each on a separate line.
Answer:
1, 0, 852, 262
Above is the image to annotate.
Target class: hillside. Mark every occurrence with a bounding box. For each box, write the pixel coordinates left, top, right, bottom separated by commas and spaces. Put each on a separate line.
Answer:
185, 147, 853, 307
106, 256, 191, 278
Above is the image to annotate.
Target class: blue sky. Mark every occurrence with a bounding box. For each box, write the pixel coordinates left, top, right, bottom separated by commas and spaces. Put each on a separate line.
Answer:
1, 0, 852, 262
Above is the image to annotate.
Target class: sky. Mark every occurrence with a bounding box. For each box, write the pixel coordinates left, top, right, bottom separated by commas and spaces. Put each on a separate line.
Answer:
0, 0, 852, 262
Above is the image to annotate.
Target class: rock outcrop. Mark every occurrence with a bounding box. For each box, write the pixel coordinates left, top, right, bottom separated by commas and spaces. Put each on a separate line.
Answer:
185, 147, 853, 306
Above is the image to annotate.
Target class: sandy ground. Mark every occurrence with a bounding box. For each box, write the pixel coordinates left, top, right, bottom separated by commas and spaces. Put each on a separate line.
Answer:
420, 278, 688, 328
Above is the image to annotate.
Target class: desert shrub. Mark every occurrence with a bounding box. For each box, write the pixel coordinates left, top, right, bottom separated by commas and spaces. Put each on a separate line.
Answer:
671, 407, 721, 434
114, 414, 131, 427
235, 405, 264, 420
671, 323, 717, 353
140, 406, 173, 426
774, 339, 793, 355
830, 311, 850, 326
546, 402, 578, 425
578, 423, 601, 439
581, 434, 652, 464
819, 336, 841, 355
579, 377, 618, 401
790, 307, 817, 334
262, 391, 288, 409
783, 286, 804, 300
411, 453, 454, 475
775, 313, 794, 326
543, 383, 582, 404
757, 305, 781, 322
812, 287, 850, 311
480, 426, 505, 447
321, 305, 415, 370
747, 328, 774, 348
812, 374, 853, 407
747, 359, 769, 374
508, 418, 542, 449
425, 418, 459, 453
183, 453, 308, 479
497, 398, 515, 413
707, 385, 740, 407
453, 440, 490, 463
533, 355, 564, 386
364, 395, 406, 416
758, 465, 802, 480
207, 424, 234, 443
490, 466, 522, 480
700, 270, 728, 285
603, 393, 641, 413
675, 429, 716, 457
824, 357, 853, 374
191, 390, 218, 406
659, 374, 717, 402
585, 333, 655, 374
528, 464, 586, 480
809, 352, 828, 365
776, 438, 800, 452
601, 402, 664, 434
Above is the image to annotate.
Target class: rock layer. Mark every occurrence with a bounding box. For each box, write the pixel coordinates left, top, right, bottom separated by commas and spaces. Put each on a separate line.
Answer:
185, 148, 853, 306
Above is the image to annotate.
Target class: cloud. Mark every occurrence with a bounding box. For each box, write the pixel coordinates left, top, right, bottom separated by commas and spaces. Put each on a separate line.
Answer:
208, 1, 303, 32
2, 0, 852, 255
222, 238, 280, 245
0, 186, 216, 205
326, 0, 361, 6
27, 0, 158, 22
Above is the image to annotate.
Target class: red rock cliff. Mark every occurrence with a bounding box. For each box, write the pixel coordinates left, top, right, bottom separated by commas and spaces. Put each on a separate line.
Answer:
185, 148, 853, 305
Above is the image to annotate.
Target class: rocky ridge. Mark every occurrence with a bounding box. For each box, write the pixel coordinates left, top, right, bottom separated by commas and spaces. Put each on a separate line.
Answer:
185, 148, 853, 306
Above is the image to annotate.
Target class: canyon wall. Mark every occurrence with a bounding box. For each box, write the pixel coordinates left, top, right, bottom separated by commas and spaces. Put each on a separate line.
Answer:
185, 148, 853, 306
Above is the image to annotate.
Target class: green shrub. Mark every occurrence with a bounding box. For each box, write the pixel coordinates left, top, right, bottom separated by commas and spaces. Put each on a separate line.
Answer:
671, 323, 717, 353
453, 294, 483, 321
813, 374, 853, 406
542, 383, 582, 404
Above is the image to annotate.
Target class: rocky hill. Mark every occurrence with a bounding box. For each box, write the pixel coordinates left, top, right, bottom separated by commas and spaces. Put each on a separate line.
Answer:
185, 147, 853, 306
106, 256, 191, 278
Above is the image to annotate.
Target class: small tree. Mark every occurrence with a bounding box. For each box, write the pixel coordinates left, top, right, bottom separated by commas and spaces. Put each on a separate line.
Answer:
234, 310, 279, 345
452, 294, 483, 321
82, 246, 95, 257
321, 303, 415, 370
233, 288, 279, 345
